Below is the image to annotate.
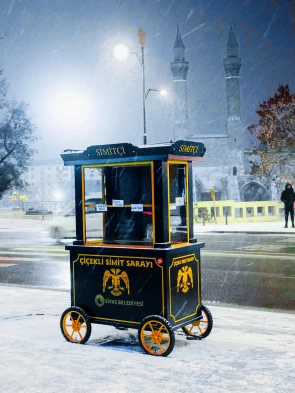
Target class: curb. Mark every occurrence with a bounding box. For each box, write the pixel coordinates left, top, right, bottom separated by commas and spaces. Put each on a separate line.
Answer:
195, 230, 295, 235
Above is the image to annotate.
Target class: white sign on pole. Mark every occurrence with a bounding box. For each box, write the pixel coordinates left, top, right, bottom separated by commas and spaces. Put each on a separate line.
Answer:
112, 199, 124, 207
131, 204, 143, 212
176, 197, 184, 206
96, 204, 108, 212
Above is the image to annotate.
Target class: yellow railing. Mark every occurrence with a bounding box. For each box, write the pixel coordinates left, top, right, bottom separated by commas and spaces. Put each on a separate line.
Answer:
193, 200, 285, 223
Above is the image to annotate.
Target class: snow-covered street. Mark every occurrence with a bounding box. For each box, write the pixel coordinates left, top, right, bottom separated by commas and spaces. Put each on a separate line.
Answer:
1, 285, 294, 393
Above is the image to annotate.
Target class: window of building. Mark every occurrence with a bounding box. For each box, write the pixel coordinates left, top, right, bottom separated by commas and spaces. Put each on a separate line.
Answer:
235, 208, 243, 218
233, 167, 237, 176
223, 206, 232, 216
246, 207, 254, 217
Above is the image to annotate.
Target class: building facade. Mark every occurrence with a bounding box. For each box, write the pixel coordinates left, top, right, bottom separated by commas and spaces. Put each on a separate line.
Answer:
171, 26, 275, 202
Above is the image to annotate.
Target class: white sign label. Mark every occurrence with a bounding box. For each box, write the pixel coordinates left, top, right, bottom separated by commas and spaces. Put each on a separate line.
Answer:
176, 197, 184, 206
96, 204, 107, 212
112, 199, 124, 207
170, 204, 177, 210
131, 204, 143, 212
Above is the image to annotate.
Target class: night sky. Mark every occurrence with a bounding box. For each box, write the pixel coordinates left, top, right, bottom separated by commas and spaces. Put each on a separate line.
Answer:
0, 0, 294, 160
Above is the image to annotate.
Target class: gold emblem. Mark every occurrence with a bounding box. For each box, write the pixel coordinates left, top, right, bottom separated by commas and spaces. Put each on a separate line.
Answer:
177, 266, 193, 293
103, 269, 130, 297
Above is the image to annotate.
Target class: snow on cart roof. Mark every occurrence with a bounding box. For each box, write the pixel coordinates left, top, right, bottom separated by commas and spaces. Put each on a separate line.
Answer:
61, 140, 206, 166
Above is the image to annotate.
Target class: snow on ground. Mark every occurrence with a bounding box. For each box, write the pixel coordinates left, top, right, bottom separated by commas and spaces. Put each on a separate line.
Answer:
0, 286, 294, 393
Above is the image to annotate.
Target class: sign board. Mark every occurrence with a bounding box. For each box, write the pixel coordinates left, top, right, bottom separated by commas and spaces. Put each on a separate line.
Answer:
96, 204, 108, 212
112, 200, 124, 207
131, 204, 143, 212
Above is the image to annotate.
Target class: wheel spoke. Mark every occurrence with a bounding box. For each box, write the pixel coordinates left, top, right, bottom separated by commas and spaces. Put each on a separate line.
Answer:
148, 338, 155, 349
143, 333, 153, 338
147, 322, 155, 334
156, 340, 164, 353
78, 330, 83, 340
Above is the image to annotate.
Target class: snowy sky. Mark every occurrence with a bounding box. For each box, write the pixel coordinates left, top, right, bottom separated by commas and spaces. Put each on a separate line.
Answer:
0, 0, 294, 160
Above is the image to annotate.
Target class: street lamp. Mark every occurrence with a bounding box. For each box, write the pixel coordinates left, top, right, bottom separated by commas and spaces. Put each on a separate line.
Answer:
113, 29, 167, 145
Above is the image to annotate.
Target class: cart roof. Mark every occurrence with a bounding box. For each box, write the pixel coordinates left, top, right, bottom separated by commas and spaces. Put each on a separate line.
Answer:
61, 140, 206, 166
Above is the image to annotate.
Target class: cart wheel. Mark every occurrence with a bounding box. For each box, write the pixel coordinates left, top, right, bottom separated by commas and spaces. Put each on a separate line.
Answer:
60, 306, 92, 344
182, 304, 213, 339
138, 315, 175, 357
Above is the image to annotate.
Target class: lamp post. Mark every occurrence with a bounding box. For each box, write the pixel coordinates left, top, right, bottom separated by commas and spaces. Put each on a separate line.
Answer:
138, 29, 147, 144
113, 29, 167, 145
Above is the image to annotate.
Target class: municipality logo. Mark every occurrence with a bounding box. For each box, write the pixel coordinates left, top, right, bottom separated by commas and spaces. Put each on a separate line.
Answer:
95, 294, 105, 307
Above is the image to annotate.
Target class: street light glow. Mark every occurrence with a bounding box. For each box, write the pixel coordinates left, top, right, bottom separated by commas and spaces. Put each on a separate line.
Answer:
54, 191, 64, 201
159, 89, 168, 96
113, 44, 129, 61
49, 91, 93, 128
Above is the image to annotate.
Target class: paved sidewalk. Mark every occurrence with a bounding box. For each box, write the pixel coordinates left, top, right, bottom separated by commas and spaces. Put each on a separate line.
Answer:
0, 285, 294, 393
194, 220, 294, 234
0, 217, 49, 231
0, 217, 293, 235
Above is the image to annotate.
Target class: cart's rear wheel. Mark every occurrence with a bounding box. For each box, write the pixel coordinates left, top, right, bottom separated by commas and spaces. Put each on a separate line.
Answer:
138, 315, 175, 357
60, 306, 91, 344
182, 304, 213, 339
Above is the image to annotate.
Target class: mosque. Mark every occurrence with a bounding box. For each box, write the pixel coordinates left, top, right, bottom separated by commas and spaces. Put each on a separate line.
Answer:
170, 26, 275, 202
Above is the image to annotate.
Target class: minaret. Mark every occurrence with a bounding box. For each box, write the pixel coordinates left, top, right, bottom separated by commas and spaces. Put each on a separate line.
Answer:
170, 26, 189, 140
223, 25, 244, 150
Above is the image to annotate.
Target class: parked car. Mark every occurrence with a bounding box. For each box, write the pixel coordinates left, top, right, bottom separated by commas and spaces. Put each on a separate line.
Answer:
49, 199, 103, 241
49, 200, 182, 242
26, 208, 53, 215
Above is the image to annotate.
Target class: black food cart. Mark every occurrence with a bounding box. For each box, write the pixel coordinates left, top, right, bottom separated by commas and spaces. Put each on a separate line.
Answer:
60, 140, 213, 356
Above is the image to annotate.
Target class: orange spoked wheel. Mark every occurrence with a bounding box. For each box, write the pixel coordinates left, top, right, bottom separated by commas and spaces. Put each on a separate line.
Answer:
182, 304, 213, 339
60, 306, 91, 344
138, 315, 175, 357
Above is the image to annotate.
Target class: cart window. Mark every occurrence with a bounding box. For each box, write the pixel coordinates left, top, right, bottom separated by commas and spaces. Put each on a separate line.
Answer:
83, 163, 154, 246
168, 163, 189, 244
84, 167, 104, 242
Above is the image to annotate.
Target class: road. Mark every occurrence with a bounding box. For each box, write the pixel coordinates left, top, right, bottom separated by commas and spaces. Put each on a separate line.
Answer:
0, 227, 294, 310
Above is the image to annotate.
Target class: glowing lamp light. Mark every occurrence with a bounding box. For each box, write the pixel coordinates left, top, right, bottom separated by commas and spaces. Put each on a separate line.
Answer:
159, 89, 168, 96
113, 44, 129, 61
54, 191, 64, 201
50, 91, 93, 128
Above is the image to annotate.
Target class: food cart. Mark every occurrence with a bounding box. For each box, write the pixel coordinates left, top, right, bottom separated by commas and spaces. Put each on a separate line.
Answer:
60, 140, 213, 356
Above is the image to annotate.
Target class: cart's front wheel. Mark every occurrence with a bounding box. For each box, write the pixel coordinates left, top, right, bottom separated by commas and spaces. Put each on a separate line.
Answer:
60, 306, 92, 344
182, 304, 213, 339
139, 315, 175, 357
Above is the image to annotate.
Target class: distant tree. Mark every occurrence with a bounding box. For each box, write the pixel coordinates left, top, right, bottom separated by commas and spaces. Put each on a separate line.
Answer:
0, 69, 37, 198
248, 85, 295, 185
